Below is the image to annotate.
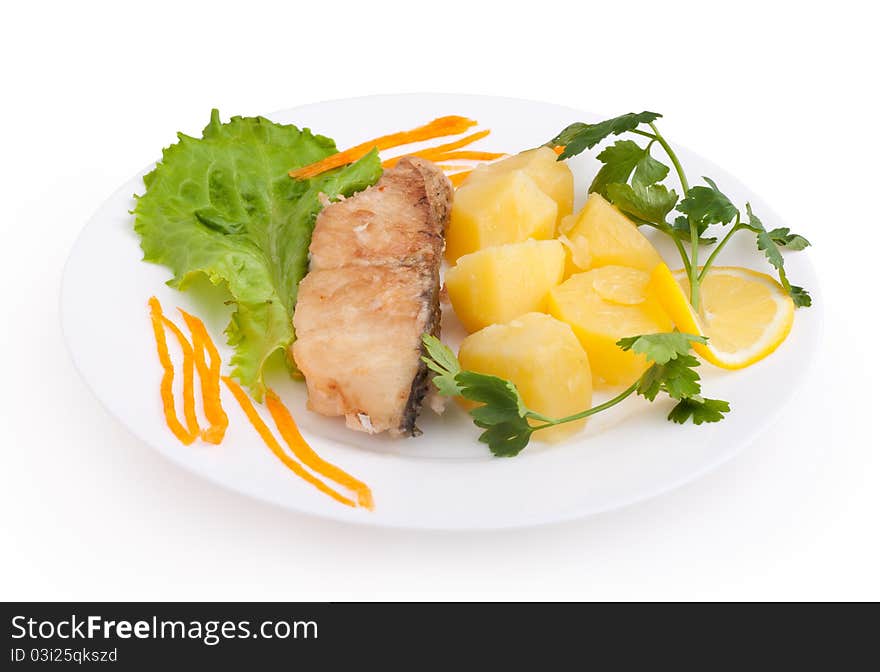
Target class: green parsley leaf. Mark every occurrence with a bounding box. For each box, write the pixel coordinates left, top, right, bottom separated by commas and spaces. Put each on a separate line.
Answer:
766, 227, 811, 250
789, 285, 813, 308
455, 370, 534, 457
548, 111, 662, 160
589, 140, 645, 196
756, 229, 784, 270
671, 215, 718, 244
633, 150, 670, 188
421, 334, 460, 376
636, 354, 702, 401
743, 201, 765, 230
618, 333, 708, 404
589, 140, 670, 197
547, 122, 592, 148
421, 334, 463, 396
668, 396, 731, 425
420, 336, 536, 456
474, 418, 534, 457
676, 177, 739, 234
457, 371, 528, 421
606, 182, 678, 224
745, 204, 812, 307
617, 332, 706, 364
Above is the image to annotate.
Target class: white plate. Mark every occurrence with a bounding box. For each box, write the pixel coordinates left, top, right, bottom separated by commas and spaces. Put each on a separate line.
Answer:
61, 94, 822, 529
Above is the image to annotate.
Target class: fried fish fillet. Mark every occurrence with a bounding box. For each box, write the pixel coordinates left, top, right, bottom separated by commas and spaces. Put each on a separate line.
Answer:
291, 157, 452, 436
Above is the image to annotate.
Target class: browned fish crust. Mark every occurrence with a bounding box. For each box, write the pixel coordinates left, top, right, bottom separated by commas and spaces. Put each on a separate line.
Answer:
292, 157, 452, 436
400, 272, 442, 436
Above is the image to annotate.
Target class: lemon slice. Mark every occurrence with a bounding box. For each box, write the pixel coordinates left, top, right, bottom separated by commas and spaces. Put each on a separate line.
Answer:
648, 263, 795, 369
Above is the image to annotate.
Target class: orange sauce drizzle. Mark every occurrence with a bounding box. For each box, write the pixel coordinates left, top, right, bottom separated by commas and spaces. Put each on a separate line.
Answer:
221, 376, 356, 509
148, 298, 373, 510
265, 389, 374, 510
159, 315, 201, 438
381, 129, 491, 168
179, 309, 229, 444
424, 150, 505, 162
448, 171, 473, 187
289, 115, 477, 179
148, 297, 197, 445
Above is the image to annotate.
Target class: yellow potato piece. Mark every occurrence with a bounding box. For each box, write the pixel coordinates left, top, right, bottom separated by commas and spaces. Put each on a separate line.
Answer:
559, 193, 663, 275
458, 313, 592, 442
445, 239, 565, 333
467, 147, 574, 225
446, 169, 557, 263
548, 266, 673, 387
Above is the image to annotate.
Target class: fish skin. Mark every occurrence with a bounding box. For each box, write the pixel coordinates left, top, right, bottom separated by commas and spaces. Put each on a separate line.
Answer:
292, 157, 452, 436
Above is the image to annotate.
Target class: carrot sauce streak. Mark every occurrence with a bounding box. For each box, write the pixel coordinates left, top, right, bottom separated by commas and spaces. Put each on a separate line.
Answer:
448, 171, 473, 187
221, 376, 356, 508
381, 129, 491, 169
158, 315, 200, 439
148, 302, 371, 510
422, 150, 505, 162
148, 297, 197, 445
179, 309, 229, 444
289, 115, 477, 179
265, 389, 374, 510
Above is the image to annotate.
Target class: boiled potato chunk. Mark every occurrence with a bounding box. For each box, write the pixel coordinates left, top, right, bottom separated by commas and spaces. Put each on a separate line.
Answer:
560, 193, 663, 274
458, 313, 592, 442
467, 147, 574, 224
446, 170, 557, 263
445, 239, 565, 333
558, 213, 581, 277
547, 266, 673, 387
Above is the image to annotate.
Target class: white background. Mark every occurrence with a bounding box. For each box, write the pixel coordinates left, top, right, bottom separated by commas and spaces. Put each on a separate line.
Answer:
2, 0, 877, 600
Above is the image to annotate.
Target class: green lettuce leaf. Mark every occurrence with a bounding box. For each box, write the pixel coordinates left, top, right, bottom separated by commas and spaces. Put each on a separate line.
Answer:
134, 110, 382, 399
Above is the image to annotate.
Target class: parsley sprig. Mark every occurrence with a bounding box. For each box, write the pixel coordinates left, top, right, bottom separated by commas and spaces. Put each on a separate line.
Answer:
546, 113, 812, 308
422, 333, 729, 457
